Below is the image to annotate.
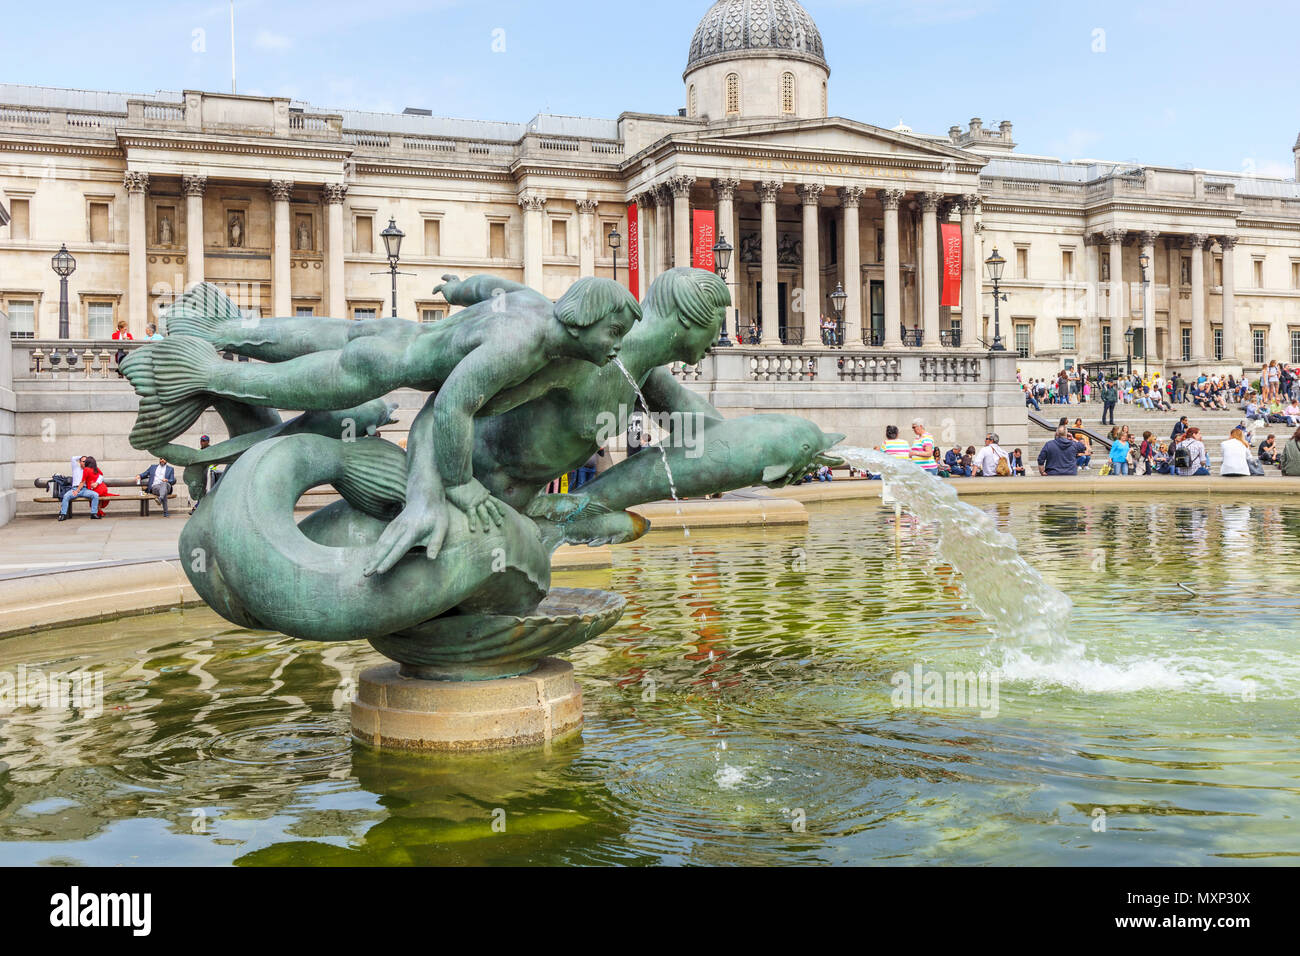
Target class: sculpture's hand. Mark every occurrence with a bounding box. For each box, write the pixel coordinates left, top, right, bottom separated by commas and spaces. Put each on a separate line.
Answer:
363, 500, 450, 577
432, 274, 461, 299
446, 479, 505, 533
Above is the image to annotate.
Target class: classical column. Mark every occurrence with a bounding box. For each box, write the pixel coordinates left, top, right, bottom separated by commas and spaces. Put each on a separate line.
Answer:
1106, 229, 1126, 355
758, 180, 781, 346
1139, 230, 1158, 363
1220, 236, 1237, 362
124, 171, 149, 334
269, 179, 294, 317
713, 178, 741, 322
1084, 234, 1101, 359
577, 199, 598, 278
182, 174, 206, 289
880, 188, 904, 347
668, 175, 693, 270
959, 194, 980, 345
920, 191, 942, 347
1188, 234, 1207, 362
324, 183, 348, 318
639, 192, 657, 281
840, 186, 864, 346
797, 183, 824, 347
519, 194, 547, 292
658, 186, 673, 274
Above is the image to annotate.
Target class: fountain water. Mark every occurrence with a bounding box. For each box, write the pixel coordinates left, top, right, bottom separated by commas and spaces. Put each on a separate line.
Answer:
612, 356, 688, 536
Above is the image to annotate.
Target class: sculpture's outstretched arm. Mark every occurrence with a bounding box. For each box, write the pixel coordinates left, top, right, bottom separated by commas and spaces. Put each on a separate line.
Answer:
434, 273, 549, 308
640, 366, 726, 422
364, 394, 449, 577
432, 347, 512, 532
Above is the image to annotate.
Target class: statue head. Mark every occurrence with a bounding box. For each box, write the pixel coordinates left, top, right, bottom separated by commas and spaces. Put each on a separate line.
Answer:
554, 277, 642, 366
642, 267, 730, 363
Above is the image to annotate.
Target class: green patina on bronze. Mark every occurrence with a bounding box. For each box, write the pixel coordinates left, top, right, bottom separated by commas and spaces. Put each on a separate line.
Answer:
121, 268, 843, 680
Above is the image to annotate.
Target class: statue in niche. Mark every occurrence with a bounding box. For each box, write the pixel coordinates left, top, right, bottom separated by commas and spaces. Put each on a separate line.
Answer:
158, 215, 173, 246
777, 233, 802, 265
1100, 253, 1110, 282
1180, 258, 1192, 286
296, 219, 312, 251
740, 233, 761, 264
228, 212, 244, 248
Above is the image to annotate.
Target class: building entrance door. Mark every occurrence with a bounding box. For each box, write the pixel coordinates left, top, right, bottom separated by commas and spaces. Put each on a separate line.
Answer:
756, 282, 793, 344
869, 280, 884, 346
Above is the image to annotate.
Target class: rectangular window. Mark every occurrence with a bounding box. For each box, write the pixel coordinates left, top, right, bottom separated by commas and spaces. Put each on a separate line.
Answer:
489, 221, 506, 259
1181, 326, 1191, 361
1061, 250, 1074, 280
1291, 329, 1300, 365
1253, 328, 1267, 364
7, 299, 35, 338
1014, 323, 1031, 358
1016, 247, 1028, 278
89, 202, 110, 243
421, 308, 445, 324
355, 215, 373, 254
551, 219, 568, 257
295, 307, 314, 317
353, 307, 377, 321
1292, 262, 1300, 290
1214, 327, 1223, 361
1101, 326, 1111, 359
1061, 324, 1076, 351
424, 219, 441, 257
1213, 257, 1223, 287
87, 301, 115, 338
1253, 258, 1264, 288
9, 199, 30, 240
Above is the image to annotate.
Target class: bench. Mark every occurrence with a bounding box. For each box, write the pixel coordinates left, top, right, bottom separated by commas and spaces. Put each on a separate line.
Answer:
33, 478, 178, 517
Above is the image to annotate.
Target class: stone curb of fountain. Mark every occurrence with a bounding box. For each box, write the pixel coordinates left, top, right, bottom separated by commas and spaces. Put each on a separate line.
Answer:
770, 475, 1300, 503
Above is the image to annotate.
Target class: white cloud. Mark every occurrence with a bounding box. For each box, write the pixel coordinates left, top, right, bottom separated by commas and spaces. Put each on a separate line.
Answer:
254, 29, 293, 51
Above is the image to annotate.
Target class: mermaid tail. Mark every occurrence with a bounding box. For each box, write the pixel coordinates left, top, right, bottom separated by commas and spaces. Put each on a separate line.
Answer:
121, 336, 222, 452
161, 282, 246, 345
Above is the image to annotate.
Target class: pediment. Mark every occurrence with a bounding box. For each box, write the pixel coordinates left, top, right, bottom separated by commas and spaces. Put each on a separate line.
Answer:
685, 118, 984, 169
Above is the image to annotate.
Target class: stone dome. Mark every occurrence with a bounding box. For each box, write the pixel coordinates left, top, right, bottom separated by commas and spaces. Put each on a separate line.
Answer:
686, 0, 827, 74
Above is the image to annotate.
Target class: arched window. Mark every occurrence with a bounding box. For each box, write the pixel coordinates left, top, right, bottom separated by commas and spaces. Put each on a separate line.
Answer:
725, 73, 741, 116
688, 84, 697, 118
821, 81, 828, 117
781, 72, 795, 114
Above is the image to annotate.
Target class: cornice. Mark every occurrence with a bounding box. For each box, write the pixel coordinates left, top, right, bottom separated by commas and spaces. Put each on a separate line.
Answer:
115, 128, 354, 161
0, 135, 123, 159
351, 160, 514, 184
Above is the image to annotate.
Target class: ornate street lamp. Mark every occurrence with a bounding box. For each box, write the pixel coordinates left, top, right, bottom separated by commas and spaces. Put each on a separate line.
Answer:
1124, 327, 1135, 379
830, 282, 847, 347
607, 225, 622, 284
712, 233, 734, 347
370, 217, 412, 319
52, 243, 76, 339
1138, 251, 1151, 379
984, 247, 1007, 351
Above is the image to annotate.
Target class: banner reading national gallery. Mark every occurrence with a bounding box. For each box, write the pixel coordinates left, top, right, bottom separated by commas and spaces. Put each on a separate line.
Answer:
692, 209, 715, 272
941, 222, 962, 309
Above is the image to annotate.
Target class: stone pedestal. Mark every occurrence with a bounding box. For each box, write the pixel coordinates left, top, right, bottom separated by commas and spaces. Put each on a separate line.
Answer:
351, 657, 583, 752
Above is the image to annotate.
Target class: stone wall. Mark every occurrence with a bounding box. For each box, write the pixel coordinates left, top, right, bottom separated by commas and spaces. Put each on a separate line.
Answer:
0, 311, 15, 526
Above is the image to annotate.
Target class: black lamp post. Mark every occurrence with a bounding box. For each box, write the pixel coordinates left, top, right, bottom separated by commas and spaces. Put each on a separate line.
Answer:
984, 246, 1007, 351
1124, 327, 1135, 378
712, 233, 734, 347
608, 225, 622, 283
52, 244, 76, 339
1138, 251, 1151, 379
380, 217, 404, 318
830, 282, 846, 347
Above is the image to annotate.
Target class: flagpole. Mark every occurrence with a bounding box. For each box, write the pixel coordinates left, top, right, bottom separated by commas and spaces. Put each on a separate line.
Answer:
230, 1, 237, 94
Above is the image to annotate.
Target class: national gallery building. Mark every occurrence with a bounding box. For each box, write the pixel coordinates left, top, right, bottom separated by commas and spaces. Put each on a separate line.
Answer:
4, 0, 1300, 381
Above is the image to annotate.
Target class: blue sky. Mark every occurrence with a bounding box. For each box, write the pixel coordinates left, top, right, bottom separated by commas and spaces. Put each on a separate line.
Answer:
2, 0, 1296, 176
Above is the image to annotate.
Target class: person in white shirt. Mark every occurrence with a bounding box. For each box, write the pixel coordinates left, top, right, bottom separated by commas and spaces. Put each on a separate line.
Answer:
972, 433, 1009, 476
1220, 428, 1252, 477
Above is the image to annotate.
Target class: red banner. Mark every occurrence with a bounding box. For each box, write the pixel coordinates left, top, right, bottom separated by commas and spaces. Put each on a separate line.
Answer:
692, 209, 716, 272
626, 202, 639, 296
941, 223, 962, 308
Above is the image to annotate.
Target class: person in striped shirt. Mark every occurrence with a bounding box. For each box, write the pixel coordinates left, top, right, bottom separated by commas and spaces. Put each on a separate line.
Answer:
910, 418, 937, 473
880, 424, 912, 459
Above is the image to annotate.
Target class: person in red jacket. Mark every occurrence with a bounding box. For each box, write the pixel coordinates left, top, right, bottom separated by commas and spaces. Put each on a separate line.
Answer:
60, 455, 108, 520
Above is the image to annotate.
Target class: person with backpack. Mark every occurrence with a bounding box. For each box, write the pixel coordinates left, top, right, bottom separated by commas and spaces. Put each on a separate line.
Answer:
973, 433, 1010, 477
1279, 427, 1300, 476
1175, 427, 1210, 476
1100, 378, 1118, 425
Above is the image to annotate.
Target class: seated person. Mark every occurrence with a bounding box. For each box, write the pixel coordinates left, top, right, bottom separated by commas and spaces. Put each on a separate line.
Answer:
943, 446, 964, 474
1153, 442, 1172, 474
136, 456, 176, 517
1258, 434, 1279, 465
1011, 449, 1026, 476
59, 455, 105, 521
